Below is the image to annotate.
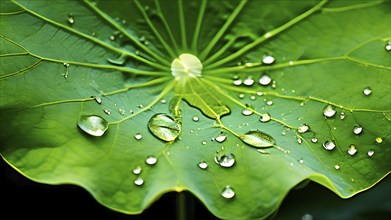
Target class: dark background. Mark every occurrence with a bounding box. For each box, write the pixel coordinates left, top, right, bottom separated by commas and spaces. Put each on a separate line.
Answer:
1, 156, 390, 220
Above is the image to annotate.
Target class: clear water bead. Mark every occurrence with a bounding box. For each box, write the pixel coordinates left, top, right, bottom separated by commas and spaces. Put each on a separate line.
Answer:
266, 100, 273, 106
192, 115, 199, 122
259, 75, 272, 86
297, 137, 302, 144
221, 185, 235, 199
363, 87, 372, 96
323, 105, 336, 118
243, 77, 255, 86
233, 79, 242, 86
77, 115, 108, 137
215, 134, 227, 143
334, 164, 340, 170
386, 42, 391, 51
367, 150, 374, 157
311, 137, 318, 143
353, 125, 363, 135
145, 155, 157, 165
134, 133, 142, 140
340, 112, 345, 120
259, 113, 271, 122
323, 141, 336, 150
103, 109, 111, 115
134, 177, 144, 186
262, 55, 275, 64
67, 14, 74, 24
133, 166, 142, 175
198, 161, 208, 169
347, 144, 357, 156
241, 108, 253, 116
298, 124, 310, 133
298, 159, 304, 164
214, 153, 235, 168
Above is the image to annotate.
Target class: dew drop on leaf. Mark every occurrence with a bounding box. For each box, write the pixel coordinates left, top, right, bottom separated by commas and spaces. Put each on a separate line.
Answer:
241, 108, 253, 116
347, 144, 357, 156
311, 137, 318, 143
134, 177, 144, 186
298, 159, 304, 164
353, 125, 363, 135
297, 137, 302, 144
67, 13, 74, 25
201, 140, 207, 145
363, 87, 372, 96
145, 155, 157, 165
215, 133, 227, 143
238, 94, 245, 99
259, 74, 272, 86
334, 164, 340, 170
103, 109, 111, 115
109, 35, 115, 41
323, 105, 336, 118
385, 42, 391, 51
214, 152, 235, 168
340, 112, 345, 120
239, 130, 276, 148
221, 185, 235, 199
250, 95, 256, 100
323, 141, 336, 151
375, 137, 383, 143
298, 124, 310, 133
132, 166, 142, 175
198, 161, 208, 170
367, 150, 374, 157
93, 96, 102, 104
160, 99, 167, 104
63, 62, 70, 67
77, 115, 108, 137
266, 100, 273, 106
243, 77, 254, 86
262, 55, 275, 64
233, 79, 242, 86
192, 115, 199, 122
134, 133, 142, 140
148, 113, 181, 142
259, 113, 271, 123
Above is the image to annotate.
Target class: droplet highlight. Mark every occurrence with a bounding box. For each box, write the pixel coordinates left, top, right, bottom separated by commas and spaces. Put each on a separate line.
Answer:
375, 137, 383, 143
262, 55, 275, 64
133, 166, 142, 175
259, 113, 271, 122
363, 87, 372, 96
298, 124, 310, 133
259, 74, 272, 86
134, 133, 143, 140
77, 115, 108, 137
239, 130, 276, 148
215, 133, 227, 143
323, 141, 336, 151
192, 115, 199, 122
243, 77, 254, 86
134, 177, 144, 186
241, 108, 253, 116
148, 113, 181, 142
145, 155, 157, 165
198, 161, 208, 170
353, 125, 363, 135
214, 152, 235, 168
323, 105, 336, 118
221, 185, 235, 199
347, 144, 357, 156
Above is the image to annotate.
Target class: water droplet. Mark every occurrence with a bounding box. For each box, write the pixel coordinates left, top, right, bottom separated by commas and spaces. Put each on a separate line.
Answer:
134, 133, 142, 140
340, 112, 345, 120
256, 91, 263, 96
353, 125, 363, 135
160, 99, 167, 104
215, 133, 227, 143
363, 87, 372, 96
323, 141, 336, 151
103, 109, 111, 115
266, 100, 273, 106
311, 137, 318, 143
241, 108, 253, 116
145, 155, 157, 165
214, 152, 235, 168
238, 94, 245, 99
250, 95, 256, 100
77, 115, 108, 137
133, 166, 142, 175
367, 150, 374, 157
323, 105, 336, 118
233, 79, 242, 86
109, 35, 115, 41
386, 42, 391, 51
63, 62, 70, 67
262, 55, 275, 64
198, 161, 208, 169
375, 137, 383, 143
239, 130, 276, 148
137, 104, 143, 108
259, 74, 272, 86
334, 164, 340, 170
134, 177, 144, 186
221, 185, 235, 199
298, 159, 304, 164
192, 115, 199, 122
298, 124, 310, 133
243, 77, 254, 86
301, 213, 313, 220
297, 137, 302, 144
347, 144, 357, 156
259, 113, 271, 122
67, 14, 74, 25
148, 113, 181, 142
93, 96, 102, 104
118, 108, 125, 115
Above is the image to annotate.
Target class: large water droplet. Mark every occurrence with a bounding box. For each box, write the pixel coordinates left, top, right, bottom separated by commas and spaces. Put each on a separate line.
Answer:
145, 155, 157, 165
323, 105, 336, 118
239, 130, 276, 148
367, 150, 374, 157
148, 113, 181, 142
241, 108, 253, 116
353, 125, 363, 135
323, 140, 336, 151
214, 152, 235, 168
259, 113, 271, 122
297, 124, 310, 133
134, 133, 142, 140
198, 161, 208, 169
77, 115, 108, 137
215, 133, 227, 143
134, 177, 144, 186
259, 74, 272, 86
133, 166, 142, 175
221, 185, 235, 199
243, 77, 254, 86
262, 55, 275, 64
347, 144, 357, 156
363, 87, 372, 96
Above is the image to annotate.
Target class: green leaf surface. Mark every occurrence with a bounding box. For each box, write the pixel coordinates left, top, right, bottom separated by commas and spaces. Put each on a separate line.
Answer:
1, 0, 390, 219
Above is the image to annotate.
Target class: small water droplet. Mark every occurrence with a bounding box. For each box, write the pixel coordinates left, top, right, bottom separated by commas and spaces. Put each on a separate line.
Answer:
134, 177, 144, 186
109, 35, 115, 41
323, 140, 336, 151
63, 62, 70, 67
238, 94, 245, 99
297, 137, 302, 144
256, 91, 263, 96
233, 79, 242, 86
347, 144, 357, 156
334, 164, 340, 170
385, 42, 391, 51
118, 108, 125, 115
363, 87, 372, 96
201, 140, 207, 145
214, 152, 235, 168
259, 74, 272, 86
262, 55, 275, 64
259, 113, 271, 122
250, 95, 256, 100
266, 100, 273, 106
340, 112, 345, 120
148, 113, 181, 142
133, 166, 142, 175
241, 108, 253, 116
323, 105, 336, 118
93, 96, 102, 104
67, 14, 74, 25
221, 185, 235, 199
298, 159, 304, 164
103, 109, 111, 115
137, 104, 143, 108
192, 115, 199, 122
215, 133, 227, 143
353, 125, 363, 135
145, 155, 157, 165
298, 124, 310, 133
77, 115, 108, 137
198, 161, 208, 169
239, 130, 276, 148
375, 137, 383, 143
243, 77, 254, 86
134, 133, 142, 140
311, 137, 318, 143
160, 99, 167, 104
367, 150, 374, 157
